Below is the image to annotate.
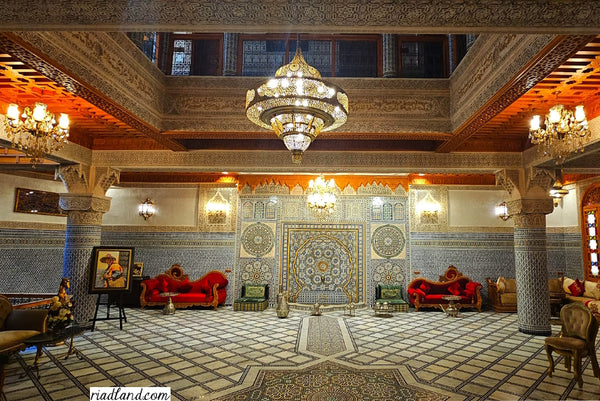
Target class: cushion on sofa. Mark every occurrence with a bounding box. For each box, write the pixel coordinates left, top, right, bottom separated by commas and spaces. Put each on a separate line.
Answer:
463, 281, 480, 297
244, 285, 266, 298
497, 277, 516, 294
419, 282, 431, 294
408, 287, 426, 297
500, 292, 517, 305
178, 279, 193, 294
563, 277, 575, 294
448, 282, 461, 296
568, 279, 585, 296
583, 280, 600, 299
380, 287, 402, 299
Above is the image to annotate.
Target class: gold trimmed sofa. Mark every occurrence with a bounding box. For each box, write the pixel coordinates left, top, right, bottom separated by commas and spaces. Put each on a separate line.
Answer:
487, 277, 517, 313
487, 277, 565, 313
407, 266, 482, 312
140, 265, 228, 310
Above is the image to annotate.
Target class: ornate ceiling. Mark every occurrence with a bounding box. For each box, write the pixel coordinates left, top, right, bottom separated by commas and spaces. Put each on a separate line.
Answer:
0, 1, 599, 184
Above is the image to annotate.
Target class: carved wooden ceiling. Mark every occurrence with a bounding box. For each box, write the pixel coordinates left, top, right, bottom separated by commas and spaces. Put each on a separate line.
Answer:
0, 34, 599, 183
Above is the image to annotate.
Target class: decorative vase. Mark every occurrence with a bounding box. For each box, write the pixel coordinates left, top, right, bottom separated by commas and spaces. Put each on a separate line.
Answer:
276, 292, 289, 318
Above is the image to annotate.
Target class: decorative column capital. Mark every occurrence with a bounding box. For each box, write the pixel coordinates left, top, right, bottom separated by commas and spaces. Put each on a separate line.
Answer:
59, 194, 111, 226
56, 164, 120, 196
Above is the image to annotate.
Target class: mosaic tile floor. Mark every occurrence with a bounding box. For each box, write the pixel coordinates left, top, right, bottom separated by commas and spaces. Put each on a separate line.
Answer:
1, 307, 600, 401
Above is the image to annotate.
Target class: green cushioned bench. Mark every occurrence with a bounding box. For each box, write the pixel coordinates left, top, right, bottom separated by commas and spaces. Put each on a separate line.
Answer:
234, 284, 269, 311
376, 284, 408, 312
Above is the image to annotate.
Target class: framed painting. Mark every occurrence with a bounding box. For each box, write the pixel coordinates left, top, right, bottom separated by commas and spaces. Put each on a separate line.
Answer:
90, 247, 134, 293
132, 262, 144, 277
14, 188, 67, 217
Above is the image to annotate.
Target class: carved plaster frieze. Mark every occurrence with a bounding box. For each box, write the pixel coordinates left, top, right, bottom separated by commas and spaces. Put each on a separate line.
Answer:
512, 213, 548, 229
91, 149, 522, 174
254, 182, 290, 195
59, 194, 111, 214
506, 198, 554, 218
66, 210, 104, 226
356, 183, 394, 195
1, 1, 599, 33
163, 78, 451, 134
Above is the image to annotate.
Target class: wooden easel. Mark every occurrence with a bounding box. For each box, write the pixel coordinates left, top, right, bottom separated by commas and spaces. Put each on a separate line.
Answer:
90, 293, 127, 331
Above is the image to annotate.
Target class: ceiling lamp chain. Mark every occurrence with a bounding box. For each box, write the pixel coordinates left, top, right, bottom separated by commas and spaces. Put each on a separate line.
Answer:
529, 101, 590, 163
245, 40, 348, 163
4, 102, 70, 164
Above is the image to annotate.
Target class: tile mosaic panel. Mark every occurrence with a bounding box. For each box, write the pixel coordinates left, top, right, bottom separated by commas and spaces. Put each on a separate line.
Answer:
371, 224, 407, 260
239, 222, 276, 258
281, 223, 365, 305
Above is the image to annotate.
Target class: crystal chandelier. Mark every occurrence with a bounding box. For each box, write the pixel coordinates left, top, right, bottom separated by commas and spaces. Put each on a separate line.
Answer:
529, 103, 590, 163
306, 175, 336, 217
4, 102, 70, 164
245, 43, 348, 164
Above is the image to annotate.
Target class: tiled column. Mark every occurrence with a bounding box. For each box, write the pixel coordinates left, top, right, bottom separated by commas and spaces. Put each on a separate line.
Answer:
56, 165, 119, 323
497, 168, 555, 336
382, 34, 398, 78
222, 33, 239, 76
511, 205, 553, 335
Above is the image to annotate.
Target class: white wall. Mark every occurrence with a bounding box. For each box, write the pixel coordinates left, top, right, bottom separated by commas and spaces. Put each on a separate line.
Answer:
448, 189, 511, 227
0, 172, 67, 223
546, 185, 579, 228
103, 186, 198, 226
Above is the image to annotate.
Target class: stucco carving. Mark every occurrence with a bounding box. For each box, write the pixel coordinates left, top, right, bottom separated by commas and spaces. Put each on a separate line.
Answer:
56, 165, 120, 196
1, 1, 599, 33
66, 210, 104, 226
163, 77, 450, 135
91, 149, 522, 174
59, 194, 111, 213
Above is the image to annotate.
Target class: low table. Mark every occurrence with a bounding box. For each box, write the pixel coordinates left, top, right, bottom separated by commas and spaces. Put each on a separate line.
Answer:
23, 324, 90, 378
374, 302, 393, 317
441, 295, 462, 317
160, 292, 180, 315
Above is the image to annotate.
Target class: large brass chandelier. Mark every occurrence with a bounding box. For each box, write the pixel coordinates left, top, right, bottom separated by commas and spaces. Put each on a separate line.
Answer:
306, 175, 337, 217
4, 102, 70, 164
529, 103, 590, 163
245, 43, 348, 163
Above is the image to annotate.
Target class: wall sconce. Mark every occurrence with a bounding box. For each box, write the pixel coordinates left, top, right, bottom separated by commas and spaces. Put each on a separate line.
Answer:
138, 198, 155, 221
416, 193, 441, 224
495, 201, 510, 221
549, 171, 569, 208
206, 191, 229, 224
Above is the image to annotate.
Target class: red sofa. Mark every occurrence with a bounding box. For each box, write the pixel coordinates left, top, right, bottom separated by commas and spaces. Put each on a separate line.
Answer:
407, 266, 482, 312
140, 264, 228, 310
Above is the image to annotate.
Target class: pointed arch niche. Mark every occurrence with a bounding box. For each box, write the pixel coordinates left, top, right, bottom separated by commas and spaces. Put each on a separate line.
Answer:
581, 183, 600, 281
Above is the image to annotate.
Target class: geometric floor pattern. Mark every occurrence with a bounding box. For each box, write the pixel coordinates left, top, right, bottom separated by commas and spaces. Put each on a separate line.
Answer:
2, 307, 600, 401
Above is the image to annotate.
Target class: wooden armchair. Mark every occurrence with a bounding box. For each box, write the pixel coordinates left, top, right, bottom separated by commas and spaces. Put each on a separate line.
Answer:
0, 295, 48, 392
545, 302, 600, 388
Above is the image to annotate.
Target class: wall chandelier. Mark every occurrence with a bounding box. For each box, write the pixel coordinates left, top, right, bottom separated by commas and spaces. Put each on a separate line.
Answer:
529, 103, 590, 163
206, 191, 229, 223
138, 198, 155, 221
416, 193, 441, 224
4, 102, 70, 164
495, 201, 510, 221
306, 175, 336, 217
245, 41, 348, 164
